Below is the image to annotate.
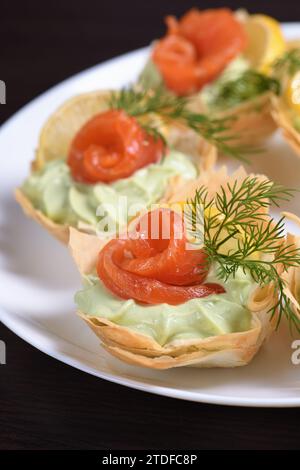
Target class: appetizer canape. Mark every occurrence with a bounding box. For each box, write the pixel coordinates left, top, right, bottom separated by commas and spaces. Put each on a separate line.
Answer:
140, 8, 286, 145
271, 47, 300, 156
70, 167, 300, 369
16, 88, 225, 244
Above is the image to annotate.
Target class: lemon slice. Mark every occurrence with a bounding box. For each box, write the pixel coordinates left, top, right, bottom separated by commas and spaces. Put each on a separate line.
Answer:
203, 206, 245, 256
35, 92, 172, 171
244, 14, 286, 73
161, 203, 256, 257
194, 205, 259, 259
285, 71, 300, 114
34, 91, 111, 170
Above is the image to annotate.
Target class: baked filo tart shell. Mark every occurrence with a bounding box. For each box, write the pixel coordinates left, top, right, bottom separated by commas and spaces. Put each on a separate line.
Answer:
15, 90, 216, 244
196, 90, 277, 147
271, 40, 300, 157
70, 166, 280, 369
281, 212, 300, 321
271, 96, 300, 157
213, 92, 276, 146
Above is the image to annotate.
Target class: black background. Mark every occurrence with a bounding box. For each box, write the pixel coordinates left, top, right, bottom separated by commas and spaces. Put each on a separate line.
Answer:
1, 0, 300, 450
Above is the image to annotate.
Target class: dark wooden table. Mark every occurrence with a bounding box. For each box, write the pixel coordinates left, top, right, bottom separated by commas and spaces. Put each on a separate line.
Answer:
1, 0, 300, 450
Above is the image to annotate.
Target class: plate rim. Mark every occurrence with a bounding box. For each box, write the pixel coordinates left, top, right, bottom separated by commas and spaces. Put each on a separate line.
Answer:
2, 307, 300, 408
1, 23, 300, 407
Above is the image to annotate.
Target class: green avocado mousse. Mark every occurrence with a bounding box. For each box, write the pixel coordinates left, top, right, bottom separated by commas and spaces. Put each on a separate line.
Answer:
75, 265, 254, 347
21, 150, 198, 234
71, 169, 300, 369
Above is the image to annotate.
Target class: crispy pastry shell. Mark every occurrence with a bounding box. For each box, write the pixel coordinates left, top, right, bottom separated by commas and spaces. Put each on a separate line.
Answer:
197, 91, 277, 147
15, 188, 69, 244
271, 41, 300, 156
281, 212, 300, 321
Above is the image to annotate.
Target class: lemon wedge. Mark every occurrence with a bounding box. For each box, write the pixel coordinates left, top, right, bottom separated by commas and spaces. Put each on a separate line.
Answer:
195, 205, 259, 259
285, 70, 300, 114
203, 206, 244, 256
153, 202, 260, 259
35, 91, 110, 170
244, 14, 286, 73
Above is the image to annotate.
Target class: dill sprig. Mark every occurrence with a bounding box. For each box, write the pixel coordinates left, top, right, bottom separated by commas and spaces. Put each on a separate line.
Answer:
210, 70, 280, 109
272, 48, 300, 79
185, 177, 300, 333
108, 87, 253, 162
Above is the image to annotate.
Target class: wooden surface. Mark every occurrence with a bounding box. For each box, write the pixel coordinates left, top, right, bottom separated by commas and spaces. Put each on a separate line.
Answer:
1, 0, 300, 450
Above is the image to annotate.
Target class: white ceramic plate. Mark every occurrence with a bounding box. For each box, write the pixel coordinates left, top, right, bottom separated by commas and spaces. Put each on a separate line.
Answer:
1, 23, 300, 407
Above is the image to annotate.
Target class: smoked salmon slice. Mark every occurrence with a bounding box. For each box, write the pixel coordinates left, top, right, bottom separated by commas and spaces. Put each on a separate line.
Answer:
97, 209, 225, 304
152, 8, 247, 95
68, 110, 164, 183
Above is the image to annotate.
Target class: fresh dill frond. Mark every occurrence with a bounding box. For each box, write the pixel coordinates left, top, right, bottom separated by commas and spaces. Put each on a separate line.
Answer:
272, 48, 300, 79
185, 177, 300, 333
108, 87, 187, 118
108, 86, 254, 162
210, 70, 280, 109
